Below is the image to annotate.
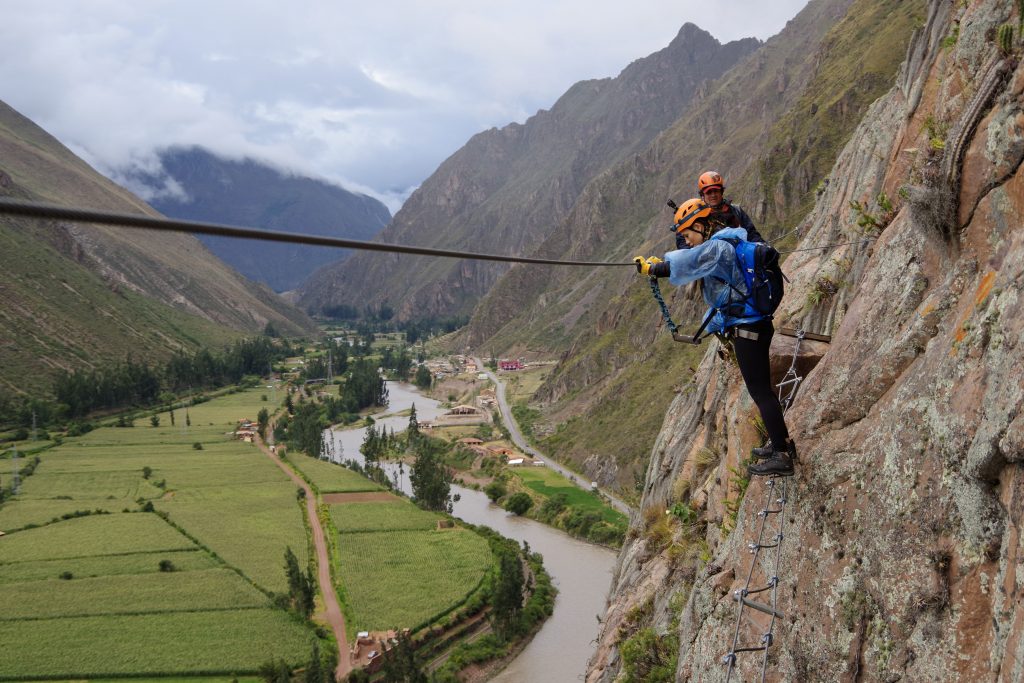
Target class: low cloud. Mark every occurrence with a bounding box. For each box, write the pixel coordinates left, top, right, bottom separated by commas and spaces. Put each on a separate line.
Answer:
0, 1, 807, 209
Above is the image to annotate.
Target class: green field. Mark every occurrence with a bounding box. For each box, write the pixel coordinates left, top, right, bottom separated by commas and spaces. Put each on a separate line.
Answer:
513, 467, 627, 525
330, 499, 443, 533
0, 610, 313, 678
0, 387, 315, 678
337, 528, 491, 632
289, 451, 385, 493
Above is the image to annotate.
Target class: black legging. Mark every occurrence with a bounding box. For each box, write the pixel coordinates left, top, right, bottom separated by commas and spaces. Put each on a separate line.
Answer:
730, 319, 791, 449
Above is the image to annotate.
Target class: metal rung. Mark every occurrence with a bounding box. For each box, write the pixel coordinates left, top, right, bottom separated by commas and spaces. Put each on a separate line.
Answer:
746, 577, 778, 595
757, 506, 783, 516
749, 541, 780, 551
736, 596, 785, 620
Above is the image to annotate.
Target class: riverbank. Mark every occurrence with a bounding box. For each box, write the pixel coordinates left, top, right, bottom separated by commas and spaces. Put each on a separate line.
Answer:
326, 381, 616, 682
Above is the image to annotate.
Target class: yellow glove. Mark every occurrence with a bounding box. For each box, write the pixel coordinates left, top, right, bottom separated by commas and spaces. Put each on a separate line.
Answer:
633, 256, 663, 276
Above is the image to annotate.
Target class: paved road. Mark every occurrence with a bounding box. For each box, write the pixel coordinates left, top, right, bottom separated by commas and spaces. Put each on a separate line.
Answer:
260, 422, 352, 680
472, 357, 635, 517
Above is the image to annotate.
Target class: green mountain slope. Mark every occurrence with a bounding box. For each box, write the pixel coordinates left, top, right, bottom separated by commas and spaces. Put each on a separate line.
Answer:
0, 100, 318, 395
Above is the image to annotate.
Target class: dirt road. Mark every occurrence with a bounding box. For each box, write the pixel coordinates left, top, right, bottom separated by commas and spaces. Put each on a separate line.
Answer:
257, 429, 352, 680
472, 356, 635, 517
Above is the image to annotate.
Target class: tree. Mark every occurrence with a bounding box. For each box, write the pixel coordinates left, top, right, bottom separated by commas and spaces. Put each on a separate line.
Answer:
414, 365, 432, 390
257, 658, 292, 683
504, 492, 533, 516
257, 407, 270, 439
484, 480, 507, 503
283, 546, 315, 618
150, 415, 160, 428
409, 437, 455, 513
379, 631, 427, 683
491, 549, 525, 640
406, 403, 420, 443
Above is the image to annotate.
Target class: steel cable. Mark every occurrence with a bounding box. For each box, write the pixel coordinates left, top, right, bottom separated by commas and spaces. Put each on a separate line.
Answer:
0, 198, 635, 268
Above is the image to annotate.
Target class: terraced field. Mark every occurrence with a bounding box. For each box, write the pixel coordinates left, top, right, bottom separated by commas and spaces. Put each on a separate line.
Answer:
328, 496, 492, 634
0, 388, 316, 678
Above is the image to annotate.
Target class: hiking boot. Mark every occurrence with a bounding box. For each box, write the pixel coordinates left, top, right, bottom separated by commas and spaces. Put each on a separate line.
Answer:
751, 442, 774, 460
748, 452, 795, 477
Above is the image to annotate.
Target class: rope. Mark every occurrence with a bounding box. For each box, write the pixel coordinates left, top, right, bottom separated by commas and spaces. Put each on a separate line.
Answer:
648, 277, 679, 335
0, 198, 635, 268
723, 330, 803, 683
778, 238, 873, 254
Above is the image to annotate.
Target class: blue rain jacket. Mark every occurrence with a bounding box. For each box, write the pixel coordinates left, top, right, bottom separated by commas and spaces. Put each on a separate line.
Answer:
663, 227, 767, 335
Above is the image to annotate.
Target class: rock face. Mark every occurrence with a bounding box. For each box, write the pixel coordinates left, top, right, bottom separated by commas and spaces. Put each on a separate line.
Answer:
589, 1, 1024, 681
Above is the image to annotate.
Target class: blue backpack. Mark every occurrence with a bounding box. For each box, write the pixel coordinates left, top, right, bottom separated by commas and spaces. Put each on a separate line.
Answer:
691, 237, 786, 342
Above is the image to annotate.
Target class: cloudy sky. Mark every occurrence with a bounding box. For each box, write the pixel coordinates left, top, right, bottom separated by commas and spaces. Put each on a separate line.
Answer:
1, 1, 807, 211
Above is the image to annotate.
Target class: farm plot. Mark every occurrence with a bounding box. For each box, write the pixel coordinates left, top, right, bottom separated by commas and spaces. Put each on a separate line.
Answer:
290, 452, 385, 493
514, 467, 626, 524
157, 482, 307, 592
337, 528, 491, 632
330, 499, 442, 533
0, 609, 314, 678
0, 513, 193, 562
0, 568, 268, 619
0, 549, 217, 584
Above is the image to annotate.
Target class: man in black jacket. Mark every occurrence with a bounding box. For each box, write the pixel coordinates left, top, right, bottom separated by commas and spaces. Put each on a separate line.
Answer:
698, 170, 765, 243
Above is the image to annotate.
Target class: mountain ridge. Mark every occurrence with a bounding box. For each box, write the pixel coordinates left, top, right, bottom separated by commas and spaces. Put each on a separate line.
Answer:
297, 23, 761, 319
142, 147, 391, 292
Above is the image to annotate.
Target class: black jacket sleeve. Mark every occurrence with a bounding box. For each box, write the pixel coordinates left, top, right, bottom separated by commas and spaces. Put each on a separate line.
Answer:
730, 203, 765, 243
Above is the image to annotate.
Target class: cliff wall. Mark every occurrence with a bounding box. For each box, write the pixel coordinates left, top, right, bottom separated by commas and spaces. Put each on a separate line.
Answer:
589, 1, 1024, 680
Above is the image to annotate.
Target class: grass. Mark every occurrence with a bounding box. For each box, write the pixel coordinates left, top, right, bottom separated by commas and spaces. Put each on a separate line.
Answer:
0, 610, 314, 678
0, 568, 268, 619
330, 499, 442, 533
0, 513, 194, 561
0, 550, 218, 584
337, 528, 491, 632
513, 468, 626, 525
289, 451, 386, 493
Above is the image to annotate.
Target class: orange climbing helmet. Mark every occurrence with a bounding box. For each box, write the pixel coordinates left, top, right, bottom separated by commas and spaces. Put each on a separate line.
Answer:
673, 198, 712, 232
697, 171, 725, 194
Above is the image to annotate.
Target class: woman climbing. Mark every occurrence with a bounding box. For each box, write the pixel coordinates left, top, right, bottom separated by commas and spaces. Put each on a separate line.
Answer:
635, 199, 795, 477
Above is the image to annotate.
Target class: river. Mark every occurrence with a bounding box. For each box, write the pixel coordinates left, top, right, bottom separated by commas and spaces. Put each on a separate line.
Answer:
326, 381, 616, 682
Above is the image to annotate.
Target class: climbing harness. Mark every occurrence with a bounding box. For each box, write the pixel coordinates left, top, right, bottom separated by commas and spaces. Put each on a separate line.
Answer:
0, 198, 634, 268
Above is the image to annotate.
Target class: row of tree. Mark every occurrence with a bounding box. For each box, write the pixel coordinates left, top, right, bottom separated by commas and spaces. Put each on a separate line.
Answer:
50, 337, 291, 419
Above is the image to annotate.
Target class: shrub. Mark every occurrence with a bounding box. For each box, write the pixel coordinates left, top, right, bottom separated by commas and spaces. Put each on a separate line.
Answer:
193, 442, 204, 450
620, 628, 679, 683
158, 559, 176, 572
484, 480, 507, 503
59, 571, 73, 580
504, 492, 533, 516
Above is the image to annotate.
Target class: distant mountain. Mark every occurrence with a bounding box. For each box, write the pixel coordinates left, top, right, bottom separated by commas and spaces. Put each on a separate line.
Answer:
298, 24, 760, 318
140, 147, 391, 292
0, 100, 318, 395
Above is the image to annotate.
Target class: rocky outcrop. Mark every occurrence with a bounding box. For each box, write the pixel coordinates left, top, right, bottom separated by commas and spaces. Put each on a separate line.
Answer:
589, 1, 1024, 680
